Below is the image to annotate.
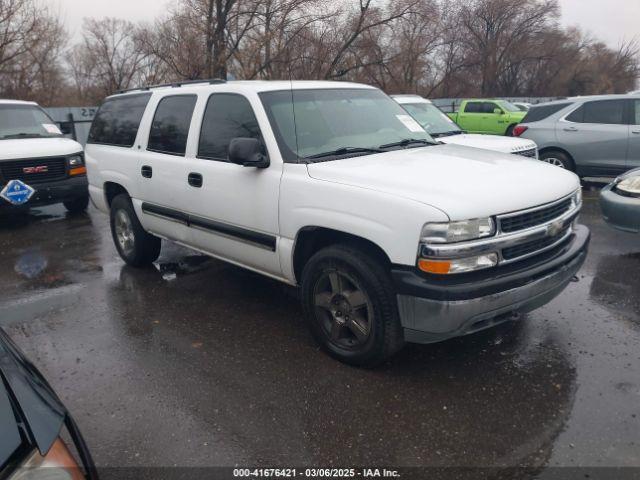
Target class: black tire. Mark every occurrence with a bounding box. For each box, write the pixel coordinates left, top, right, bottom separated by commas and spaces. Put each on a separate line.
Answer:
301, 245, 405, 367
540, 150, 575, 171
63, 195, 89, 213
109, 194, 161, 267
505, 124, 516, 137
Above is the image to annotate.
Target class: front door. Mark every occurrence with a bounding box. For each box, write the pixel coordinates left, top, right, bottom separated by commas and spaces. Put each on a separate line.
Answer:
181, 92, 282, 277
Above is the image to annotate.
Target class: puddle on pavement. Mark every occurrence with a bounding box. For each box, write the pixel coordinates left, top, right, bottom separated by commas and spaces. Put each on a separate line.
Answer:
590, 252, 640, 320
14, 250, 49, 279
153, 255, 212, 281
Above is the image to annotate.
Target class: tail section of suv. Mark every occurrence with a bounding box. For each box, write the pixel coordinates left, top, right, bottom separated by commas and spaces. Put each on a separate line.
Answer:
86, 80, 589, 366
514, 94, 640, 177
0, 100, 88, 213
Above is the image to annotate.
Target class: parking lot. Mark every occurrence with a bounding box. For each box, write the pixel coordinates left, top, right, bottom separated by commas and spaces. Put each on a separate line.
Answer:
0, 186, 638, 477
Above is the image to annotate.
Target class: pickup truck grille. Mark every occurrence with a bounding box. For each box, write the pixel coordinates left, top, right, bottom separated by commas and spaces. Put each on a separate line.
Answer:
0, 157, 67, 185
500, 198, 573, 233
513, 148, 537, 158
502, 225, 571, 260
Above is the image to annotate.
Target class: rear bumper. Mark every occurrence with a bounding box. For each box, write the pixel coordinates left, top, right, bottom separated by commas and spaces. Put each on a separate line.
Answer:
0, 176, 88, 211
600, 184, 640, 234
392, 225, 590, 344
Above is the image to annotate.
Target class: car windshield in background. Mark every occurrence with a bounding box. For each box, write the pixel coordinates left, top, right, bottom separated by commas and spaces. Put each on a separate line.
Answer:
259, 88, 436, 162
401, 102, 463, 137
0, 105, 62, 140
497, 100, 521, 112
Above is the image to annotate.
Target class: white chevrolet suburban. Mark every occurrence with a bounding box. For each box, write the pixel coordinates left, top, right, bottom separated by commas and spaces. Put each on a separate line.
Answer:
86, 80, 590, 366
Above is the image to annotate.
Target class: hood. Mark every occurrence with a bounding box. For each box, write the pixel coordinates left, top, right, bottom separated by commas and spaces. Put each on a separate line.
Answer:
0, 137, 83, 161
0, 328, 66, 459
437, 133, 537, 155
307, 144, 580, 220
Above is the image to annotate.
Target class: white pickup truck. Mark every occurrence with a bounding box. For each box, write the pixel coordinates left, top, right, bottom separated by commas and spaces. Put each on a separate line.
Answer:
393, 95, 539, 157
86, 80, 589, 366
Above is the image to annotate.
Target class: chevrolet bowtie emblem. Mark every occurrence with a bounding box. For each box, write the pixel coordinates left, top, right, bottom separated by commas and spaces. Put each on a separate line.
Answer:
547, 220, 564, 237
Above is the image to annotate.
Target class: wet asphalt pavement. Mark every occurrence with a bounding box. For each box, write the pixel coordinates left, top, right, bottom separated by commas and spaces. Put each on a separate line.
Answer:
0, 188, 639, 478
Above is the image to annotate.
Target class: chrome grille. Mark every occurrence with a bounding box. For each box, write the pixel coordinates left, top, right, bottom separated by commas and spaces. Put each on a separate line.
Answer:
513, 148, 537, 158
500, 198, 573, 233
502, 225, 571, 260
0, 157, 67, 185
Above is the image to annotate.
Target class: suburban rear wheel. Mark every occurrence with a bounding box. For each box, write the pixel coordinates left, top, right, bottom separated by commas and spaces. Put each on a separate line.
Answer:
301, 245, 404, 367
540, 150, 575, 171
63, 195, 89, 213
110, 194, 161, 267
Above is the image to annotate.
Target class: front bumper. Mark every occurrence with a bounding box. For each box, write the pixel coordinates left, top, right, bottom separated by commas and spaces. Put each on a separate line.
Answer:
600, 184, 640, 234
393, 225, 590, 344
0, 176, 88, 211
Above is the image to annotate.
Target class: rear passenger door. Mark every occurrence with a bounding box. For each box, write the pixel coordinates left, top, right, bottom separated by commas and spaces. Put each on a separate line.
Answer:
629, 99, 640, 169
181, 92, 283, 277
457, 102, 484, 133
557, 99, 629, 176
137, 94, 198, 242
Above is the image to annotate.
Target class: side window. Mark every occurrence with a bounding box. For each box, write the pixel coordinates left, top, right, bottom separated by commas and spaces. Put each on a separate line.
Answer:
566, 105, 584, 123
88, 93, 151, 147
581, 100, 626, 125
464, 102, 482, 113
634, 100, 640, 125
484, 102, 500, 114
147, 95, 197, 156
198, 93, 261, 161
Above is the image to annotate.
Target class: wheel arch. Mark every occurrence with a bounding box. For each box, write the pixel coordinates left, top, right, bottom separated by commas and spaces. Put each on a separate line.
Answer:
103, 182, 130, 207
292, 227, 392, 285
538, 147, 576, 170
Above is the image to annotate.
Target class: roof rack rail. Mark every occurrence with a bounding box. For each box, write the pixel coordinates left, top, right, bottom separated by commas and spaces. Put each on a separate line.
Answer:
116, 78, 227, 94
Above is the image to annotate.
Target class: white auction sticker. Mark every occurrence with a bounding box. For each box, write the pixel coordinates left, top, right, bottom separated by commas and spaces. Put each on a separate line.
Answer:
42, 123, 62, 134
395, 114, 426, 133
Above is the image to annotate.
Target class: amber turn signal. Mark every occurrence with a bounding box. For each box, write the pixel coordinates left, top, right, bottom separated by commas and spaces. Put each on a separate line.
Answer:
69, 166, 87, 176
418, 259, 451, 274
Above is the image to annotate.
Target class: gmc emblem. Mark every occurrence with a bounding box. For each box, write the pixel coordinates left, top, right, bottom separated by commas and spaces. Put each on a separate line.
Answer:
23, 166, 48, 174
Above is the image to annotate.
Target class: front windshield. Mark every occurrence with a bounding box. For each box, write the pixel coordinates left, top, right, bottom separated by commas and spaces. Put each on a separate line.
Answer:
259, 88, 435, 162
400, 102, 462, 136
497, 100, 522, 113
0, 104, 62, 140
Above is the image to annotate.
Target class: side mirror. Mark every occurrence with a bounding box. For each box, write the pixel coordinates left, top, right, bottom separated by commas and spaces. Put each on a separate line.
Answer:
228, 138, 269, 168
493, 108, 504, 115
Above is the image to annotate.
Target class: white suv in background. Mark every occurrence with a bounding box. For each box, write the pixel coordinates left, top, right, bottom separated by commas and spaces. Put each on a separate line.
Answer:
86, 80, 588, 366
393, 95, 538, 158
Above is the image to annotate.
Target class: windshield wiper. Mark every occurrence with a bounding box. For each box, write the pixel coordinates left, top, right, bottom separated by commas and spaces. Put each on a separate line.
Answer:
1, 133, 47, 140
306, 146, 384, 160
379, 138, 436, 149
431, 131, 463, 138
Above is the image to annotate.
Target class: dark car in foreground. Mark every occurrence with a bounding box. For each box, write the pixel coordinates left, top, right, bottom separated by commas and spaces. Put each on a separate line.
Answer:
600, 168, 640, 233
0, 328, 97, 479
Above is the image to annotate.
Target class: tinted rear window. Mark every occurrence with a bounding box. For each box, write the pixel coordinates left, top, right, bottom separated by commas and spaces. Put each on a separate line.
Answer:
522, 103, 571, 123
463, 102, 483, 113
147, 95, 197, 156
88, 93, 152, 147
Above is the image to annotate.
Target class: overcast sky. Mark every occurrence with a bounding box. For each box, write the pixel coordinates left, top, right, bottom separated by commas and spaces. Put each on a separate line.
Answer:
53, 0, 638, 49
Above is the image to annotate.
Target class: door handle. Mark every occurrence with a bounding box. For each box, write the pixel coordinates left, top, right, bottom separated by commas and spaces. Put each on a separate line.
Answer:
632, 130, 640, 135
563, 127, 578, 132
141, 165, 152, 178
188, 172, 203, 188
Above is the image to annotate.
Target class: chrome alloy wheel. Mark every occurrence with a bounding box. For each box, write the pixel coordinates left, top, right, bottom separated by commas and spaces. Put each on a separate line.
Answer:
313, 270, 373, 349
542, 157, 566, 168
114, 209, 136, 256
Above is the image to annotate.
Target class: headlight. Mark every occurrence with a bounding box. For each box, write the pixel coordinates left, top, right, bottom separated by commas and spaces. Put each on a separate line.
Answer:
67, 154, 84, 167
421, 218, 495, 244
10, 438, 84, 480
573, 188, 582, 206
616, 175, 640, 197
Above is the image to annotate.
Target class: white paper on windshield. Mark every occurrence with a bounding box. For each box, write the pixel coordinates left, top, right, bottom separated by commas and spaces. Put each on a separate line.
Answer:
43, 123, 62, 134
396, 115, 426, 133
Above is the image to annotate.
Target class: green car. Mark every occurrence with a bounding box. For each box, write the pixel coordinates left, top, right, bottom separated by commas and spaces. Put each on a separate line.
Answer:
447, 99, 527, 136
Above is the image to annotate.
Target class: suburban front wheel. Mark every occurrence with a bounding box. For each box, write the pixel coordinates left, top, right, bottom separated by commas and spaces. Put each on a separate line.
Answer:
109, 194, 161, 267
301, 245, 404, 367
